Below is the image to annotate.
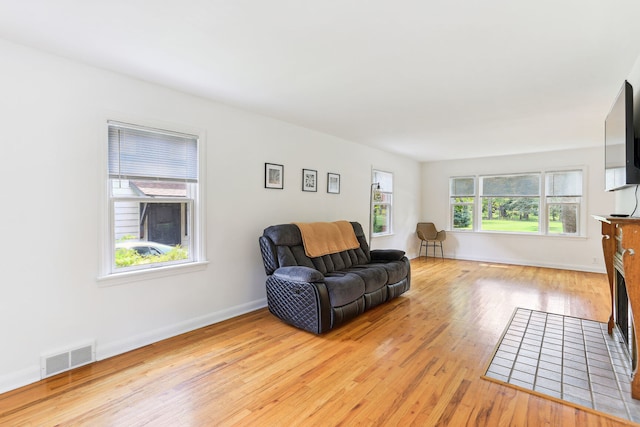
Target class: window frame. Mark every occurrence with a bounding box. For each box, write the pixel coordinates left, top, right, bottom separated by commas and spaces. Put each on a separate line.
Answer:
98, 119, 207, 285
544, 169, 584, 236
372, 169, 393, 237
450, 176, 475, 231
448, 168, 585, 237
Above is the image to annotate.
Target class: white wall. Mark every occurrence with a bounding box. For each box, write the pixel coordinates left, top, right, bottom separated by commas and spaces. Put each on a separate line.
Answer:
0, 38, 421, 392
421, 147, 615, 272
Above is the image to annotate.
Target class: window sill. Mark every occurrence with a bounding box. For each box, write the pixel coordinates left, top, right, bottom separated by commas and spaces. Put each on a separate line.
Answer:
372, 232, 394, 238
448, 229, 586, 239
97, 260, 210, 287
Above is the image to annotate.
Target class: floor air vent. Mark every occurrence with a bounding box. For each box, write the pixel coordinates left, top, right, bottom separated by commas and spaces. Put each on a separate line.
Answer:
41, 342, 95, 378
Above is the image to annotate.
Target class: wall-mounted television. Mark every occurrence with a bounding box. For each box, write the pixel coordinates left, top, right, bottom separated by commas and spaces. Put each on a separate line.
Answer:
605, 80, 640, 191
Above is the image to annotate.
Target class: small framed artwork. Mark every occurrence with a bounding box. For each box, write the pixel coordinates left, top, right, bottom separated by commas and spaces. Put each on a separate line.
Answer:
265, 163, 284, 189
302, 169, 318, 192
327, 173, 340, 194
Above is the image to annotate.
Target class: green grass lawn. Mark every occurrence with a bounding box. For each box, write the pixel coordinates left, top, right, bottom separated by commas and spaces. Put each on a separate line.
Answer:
482, 218, 539, 232
548, 221, 563, 233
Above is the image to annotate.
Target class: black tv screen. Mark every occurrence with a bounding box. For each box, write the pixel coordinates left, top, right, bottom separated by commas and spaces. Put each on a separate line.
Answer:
605, 80, 640, 191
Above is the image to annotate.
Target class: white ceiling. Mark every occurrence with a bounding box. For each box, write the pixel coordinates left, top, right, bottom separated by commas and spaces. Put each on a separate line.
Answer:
2, 0, 640, 161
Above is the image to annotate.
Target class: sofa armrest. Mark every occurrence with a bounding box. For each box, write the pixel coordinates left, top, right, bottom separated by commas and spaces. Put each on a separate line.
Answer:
370, 249, 406, 261
273, 266, 324, 283
266, 275, 331, 334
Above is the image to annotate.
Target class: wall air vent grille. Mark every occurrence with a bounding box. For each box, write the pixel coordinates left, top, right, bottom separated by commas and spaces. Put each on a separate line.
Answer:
41, 342, 95, 378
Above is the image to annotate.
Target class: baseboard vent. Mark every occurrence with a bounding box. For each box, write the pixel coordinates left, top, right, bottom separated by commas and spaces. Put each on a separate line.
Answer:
41, 342, 95, 379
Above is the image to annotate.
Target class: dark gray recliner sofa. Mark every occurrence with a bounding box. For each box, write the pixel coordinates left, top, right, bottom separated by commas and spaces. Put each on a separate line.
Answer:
259, 221, 410, 333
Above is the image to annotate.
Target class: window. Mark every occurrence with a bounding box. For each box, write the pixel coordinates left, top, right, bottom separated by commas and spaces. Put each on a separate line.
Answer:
449, 169, 584, 236
546, 170, 582, 235
450, 177, 475, 230
372, 170, 393, 236
106, 121, 201, 275
480, 174, 540, 233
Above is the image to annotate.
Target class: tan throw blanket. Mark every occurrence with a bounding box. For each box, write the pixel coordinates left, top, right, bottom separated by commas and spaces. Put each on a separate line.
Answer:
294, 221, 360, 258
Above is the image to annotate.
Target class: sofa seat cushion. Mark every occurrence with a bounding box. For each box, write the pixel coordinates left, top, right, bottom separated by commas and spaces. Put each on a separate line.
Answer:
344, 266, 388, 293
371, 260, 409, 285
323, 272, 365, 307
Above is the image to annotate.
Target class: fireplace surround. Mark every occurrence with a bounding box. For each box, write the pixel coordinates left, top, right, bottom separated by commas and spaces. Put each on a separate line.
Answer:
595, 215, 640, 399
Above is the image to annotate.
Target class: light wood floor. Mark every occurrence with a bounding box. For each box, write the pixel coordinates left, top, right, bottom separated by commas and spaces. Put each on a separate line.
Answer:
1, 258, 634, 426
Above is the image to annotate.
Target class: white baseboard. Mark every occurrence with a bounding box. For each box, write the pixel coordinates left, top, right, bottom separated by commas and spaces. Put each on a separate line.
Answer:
427, 253, 606, 274
0, 298, 267, 395
0, 365, 41, 394
97, 298, 268, 361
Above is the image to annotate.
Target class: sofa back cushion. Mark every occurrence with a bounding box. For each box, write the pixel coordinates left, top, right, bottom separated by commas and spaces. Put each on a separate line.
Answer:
260, 222, 370, 275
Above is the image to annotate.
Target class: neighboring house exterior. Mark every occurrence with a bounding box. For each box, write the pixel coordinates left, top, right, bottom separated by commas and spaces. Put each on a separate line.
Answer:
113, 180, 187, 247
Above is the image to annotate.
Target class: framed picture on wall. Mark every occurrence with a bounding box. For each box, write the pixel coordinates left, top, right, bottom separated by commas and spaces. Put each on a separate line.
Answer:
327, 173, 340, 194
302, 169, 318, 192
265, 163, 284, 189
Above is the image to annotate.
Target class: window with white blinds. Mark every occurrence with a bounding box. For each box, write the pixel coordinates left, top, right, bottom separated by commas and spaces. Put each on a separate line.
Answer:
545, 170, 583, 235
105, 121, 201, 276
448, 169, 584, 236
450, 177, 475, 230
372, 170, 393, 236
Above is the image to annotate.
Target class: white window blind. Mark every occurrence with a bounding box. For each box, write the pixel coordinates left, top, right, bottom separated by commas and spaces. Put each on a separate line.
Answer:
481, 174, 540, 196
108, 121, 198, 183
450, 177, 475, 196
546, 170, 583, 197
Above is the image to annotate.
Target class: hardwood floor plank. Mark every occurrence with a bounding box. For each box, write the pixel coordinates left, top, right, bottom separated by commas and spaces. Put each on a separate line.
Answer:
1, 258, 636, 426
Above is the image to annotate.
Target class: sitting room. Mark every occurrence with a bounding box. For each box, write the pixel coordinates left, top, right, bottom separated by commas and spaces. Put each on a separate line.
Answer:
1, 1, 640, 425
